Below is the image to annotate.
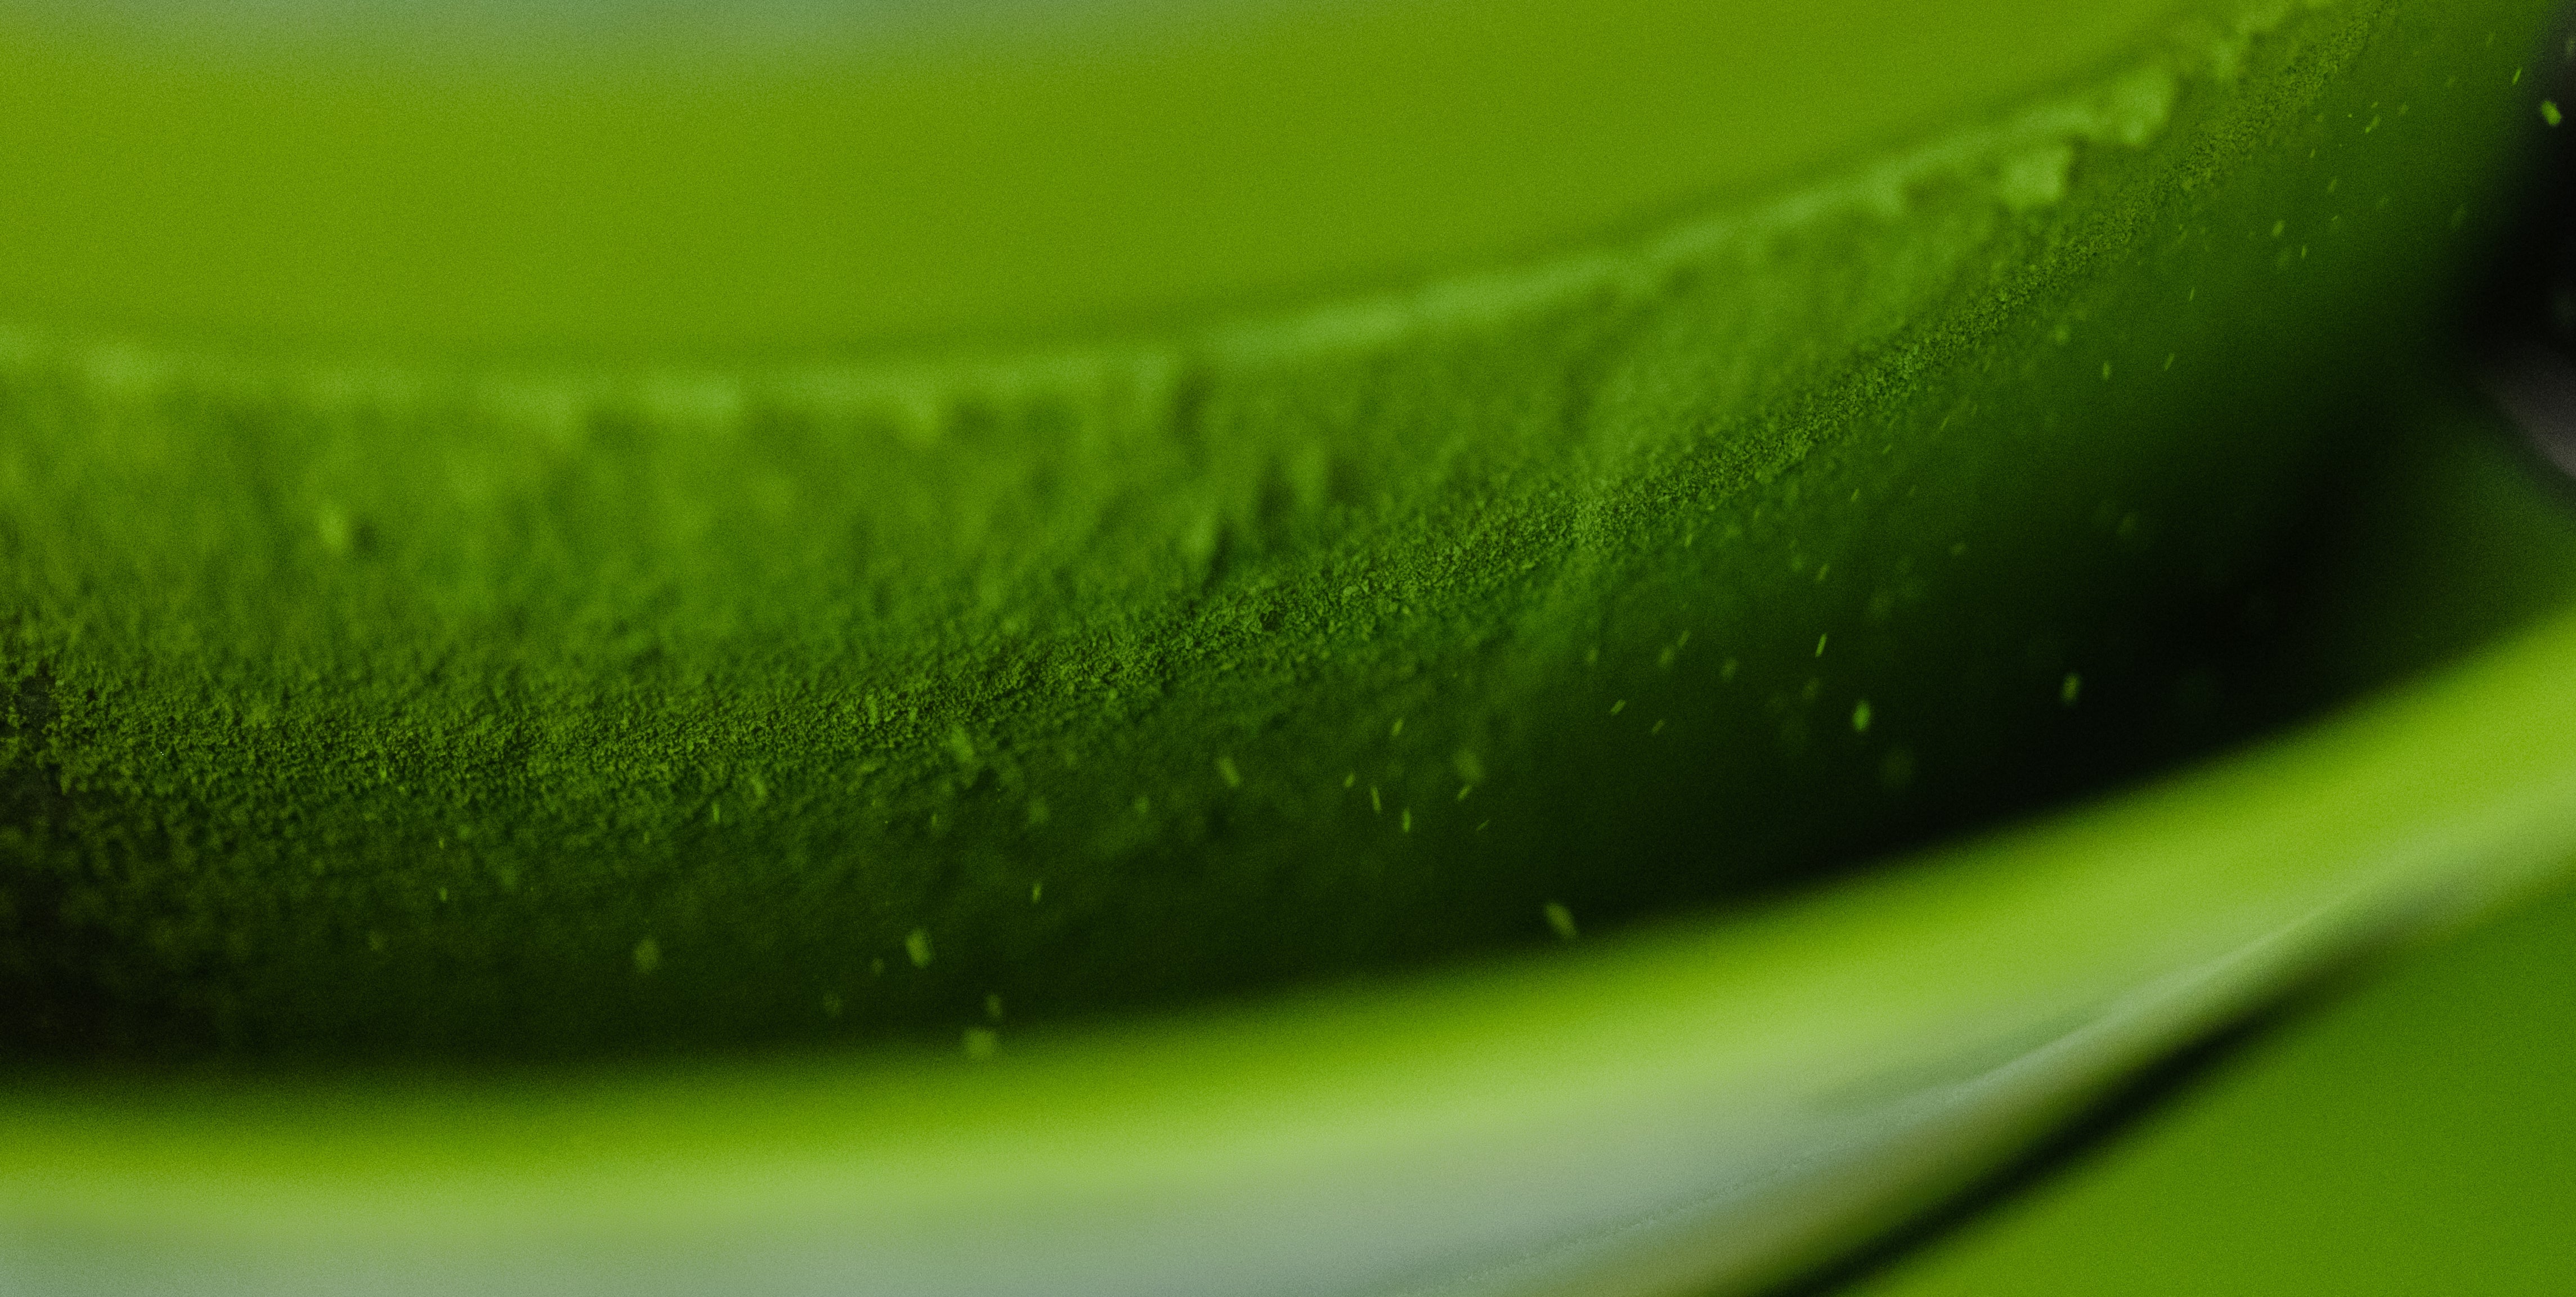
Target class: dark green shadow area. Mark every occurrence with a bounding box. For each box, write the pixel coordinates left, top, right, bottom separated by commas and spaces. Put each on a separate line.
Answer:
1755, 369, 2576, 1294
1790, 41, 2576, 1290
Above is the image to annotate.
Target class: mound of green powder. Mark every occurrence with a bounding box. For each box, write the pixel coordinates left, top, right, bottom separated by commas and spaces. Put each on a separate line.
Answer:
0, 0, 2557, 1057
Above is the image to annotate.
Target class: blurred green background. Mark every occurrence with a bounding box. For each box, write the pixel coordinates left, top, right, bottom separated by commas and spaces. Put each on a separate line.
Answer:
0, 0, 2184, 362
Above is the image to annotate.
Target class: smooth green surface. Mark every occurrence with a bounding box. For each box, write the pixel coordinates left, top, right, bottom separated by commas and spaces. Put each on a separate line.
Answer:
1847, 876, 2576, 1297
0, 0, 2191, 362
2, 0, 2558, 1057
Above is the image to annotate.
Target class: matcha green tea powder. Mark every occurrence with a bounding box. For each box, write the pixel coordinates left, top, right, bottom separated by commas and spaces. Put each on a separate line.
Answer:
0, 0, 2557, 1056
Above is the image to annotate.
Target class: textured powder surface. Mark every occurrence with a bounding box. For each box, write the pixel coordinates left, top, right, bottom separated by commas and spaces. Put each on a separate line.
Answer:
0, 0, 2559, 1058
